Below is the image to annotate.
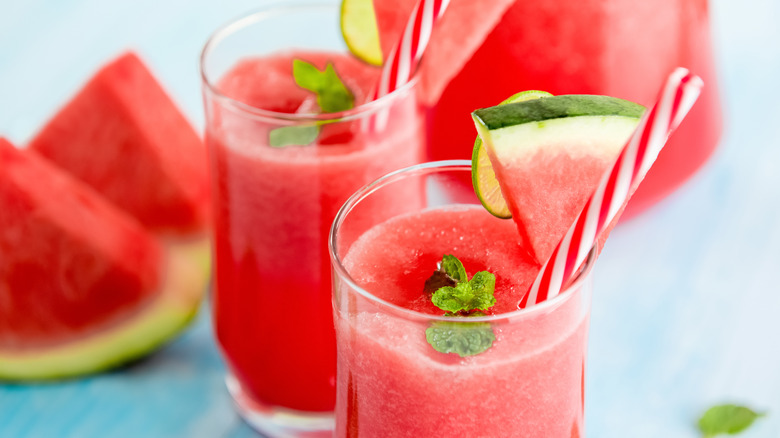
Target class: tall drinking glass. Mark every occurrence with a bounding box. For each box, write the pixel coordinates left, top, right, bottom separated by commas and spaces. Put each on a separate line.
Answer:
200, 3, 424, 435
330, 161, 595, 436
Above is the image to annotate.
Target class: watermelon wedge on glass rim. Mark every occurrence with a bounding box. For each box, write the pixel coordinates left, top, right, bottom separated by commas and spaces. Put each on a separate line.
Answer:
471, 94, 644, 264
0, 139, 209, 380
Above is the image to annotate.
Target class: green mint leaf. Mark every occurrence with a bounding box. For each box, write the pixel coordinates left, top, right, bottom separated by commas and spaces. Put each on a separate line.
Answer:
431, 271, 496, 313
432, 283, 475, 313
268, 59, 355, 148
468, 271, 497, 308
293, 59, 354, 113
425, 319, 495, 357
441, 254, 468, 283
698, 404, 765, 437
269, 125, 320, 148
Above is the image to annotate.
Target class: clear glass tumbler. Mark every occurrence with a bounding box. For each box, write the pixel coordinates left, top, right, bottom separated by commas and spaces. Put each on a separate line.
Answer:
330, 161, 595, 437
200, 3, 424, 435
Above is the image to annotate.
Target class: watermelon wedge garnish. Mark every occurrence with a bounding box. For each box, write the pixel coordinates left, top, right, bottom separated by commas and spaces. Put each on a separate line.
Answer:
0, 139, 209, 380
471, 94, 645, 263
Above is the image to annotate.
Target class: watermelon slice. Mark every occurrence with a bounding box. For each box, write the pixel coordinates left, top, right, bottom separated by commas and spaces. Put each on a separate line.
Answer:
0, 139, 209, 379
471, 95, 644, 263
29, 52, 209, 236
372, 0, 515, 105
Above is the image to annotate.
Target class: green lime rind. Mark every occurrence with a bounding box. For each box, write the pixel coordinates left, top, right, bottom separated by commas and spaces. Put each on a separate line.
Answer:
472, 137, 511, 218
473, 94, 645, 131
0, 239, 210, 381
496, 90, 556, 107
472, 90, 553, 219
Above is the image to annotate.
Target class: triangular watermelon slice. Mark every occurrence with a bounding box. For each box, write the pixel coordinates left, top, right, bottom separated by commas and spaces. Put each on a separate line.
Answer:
472, 95, 645, 263
0, 139, 208, 379
373, 0, 515, 105
29, 52, 209, 236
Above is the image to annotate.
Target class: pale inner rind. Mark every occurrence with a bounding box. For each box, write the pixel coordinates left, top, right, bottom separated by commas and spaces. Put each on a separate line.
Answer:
487, 116, 640, 164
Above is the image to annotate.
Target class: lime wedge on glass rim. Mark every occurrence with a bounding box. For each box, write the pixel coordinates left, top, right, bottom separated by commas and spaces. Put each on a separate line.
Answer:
472, 90, 553, 218
340, 0, 384, 66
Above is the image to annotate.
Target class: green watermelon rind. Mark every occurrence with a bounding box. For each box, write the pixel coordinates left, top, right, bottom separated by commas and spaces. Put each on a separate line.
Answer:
0, 239, 210, 381
472, 95, 645, 131
473, 115, 644, 163
471, 95, 645, 165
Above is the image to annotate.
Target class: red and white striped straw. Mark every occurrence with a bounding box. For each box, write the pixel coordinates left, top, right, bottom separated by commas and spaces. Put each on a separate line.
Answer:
372, 0, 450, 100
519, 67, 704, 309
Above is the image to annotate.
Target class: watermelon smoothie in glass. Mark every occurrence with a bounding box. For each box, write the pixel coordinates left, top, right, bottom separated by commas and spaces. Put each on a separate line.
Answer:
330, 161, 594, 437
377, 0, 722, 218
200, 3, 424, 435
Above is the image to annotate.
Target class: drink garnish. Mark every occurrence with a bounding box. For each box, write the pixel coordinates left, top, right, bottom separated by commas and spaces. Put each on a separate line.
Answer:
698, 404, 765, 437
292, 59, 355, 113
472, 90, 552, 219
429, 255, 495, 315
269, 59, 355, 147
424, 254, 497, 357
340, 0, 383, 66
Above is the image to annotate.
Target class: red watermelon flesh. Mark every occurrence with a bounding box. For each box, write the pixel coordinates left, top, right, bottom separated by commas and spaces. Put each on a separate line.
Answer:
0, 138, 162, 350
372, 0, 515, 105
29, 52, 209, 236
492, 148, 619, 264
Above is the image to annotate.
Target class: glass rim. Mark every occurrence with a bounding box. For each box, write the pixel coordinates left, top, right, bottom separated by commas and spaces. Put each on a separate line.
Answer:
199, 1, 421, 124
328, 160, 598, 323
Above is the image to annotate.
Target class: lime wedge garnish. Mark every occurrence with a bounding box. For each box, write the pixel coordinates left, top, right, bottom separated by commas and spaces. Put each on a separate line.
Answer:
341, 0, 383, 66
472, 90, 553, 218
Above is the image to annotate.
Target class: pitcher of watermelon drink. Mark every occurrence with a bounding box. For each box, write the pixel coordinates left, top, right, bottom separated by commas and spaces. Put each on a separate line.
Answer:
372, 0, 722, 218
200, 3, 424, 436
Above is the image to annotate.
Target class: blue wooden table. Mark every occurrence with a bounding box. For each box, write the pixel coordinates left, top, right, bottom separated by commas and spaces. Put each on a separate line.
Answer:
1, 0, 779, 436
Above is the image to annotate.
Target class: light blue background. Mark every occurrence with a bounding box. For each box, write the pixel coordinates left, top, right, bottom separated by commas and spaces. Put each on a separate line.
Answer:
1, 0, 779, 436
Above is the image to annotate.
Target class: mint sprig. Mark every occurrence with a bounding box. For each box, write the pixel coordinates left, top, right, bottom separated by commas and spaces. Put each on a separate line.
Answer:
293, 59, 354, 113
269, 59, 355, 148
698, 404, 765, 437
424, 255, 497, 357
431, 255, 496, 314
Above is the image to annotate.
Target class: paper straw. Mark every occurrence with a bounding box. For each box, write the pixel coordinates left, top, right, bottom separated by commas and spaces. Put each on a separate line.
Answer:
367, 0, 449, 130
372, 0, 450, 99
520, 68, 704, 309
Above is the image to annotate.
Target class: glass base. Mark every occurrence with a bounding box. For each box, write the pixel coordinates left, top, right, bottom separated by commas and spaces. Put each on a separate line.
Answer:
225, 374, 334, 438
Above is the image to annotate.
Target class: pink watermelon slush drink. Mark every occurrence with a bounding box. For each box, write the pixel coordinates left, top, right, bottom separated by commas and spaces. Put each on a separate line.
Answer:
375, 0, 721, 218
200, 4, 424, 433
330, 162, 594, 437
